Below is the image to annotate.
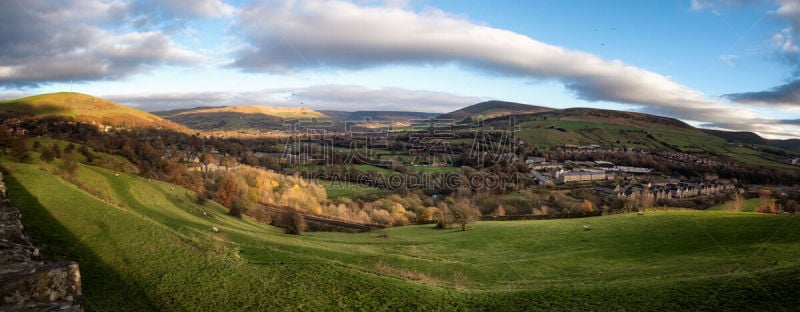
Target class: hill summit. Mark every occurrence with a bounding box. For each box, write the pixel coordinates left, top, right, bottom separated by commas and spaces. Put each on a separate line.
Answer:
438, 100, 552, 122
0, 92, 183, 131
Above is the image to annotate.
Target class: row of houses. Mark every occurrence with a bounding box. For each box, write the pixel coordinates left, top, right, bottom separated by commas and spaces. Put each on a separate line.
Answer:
595, 181, 736, 201
558, 171, 611, 183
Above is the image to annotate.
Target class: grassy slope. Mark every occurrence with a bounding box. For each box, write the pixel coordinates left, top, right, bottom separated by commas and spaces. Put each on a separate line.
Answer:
3, 148, 800, 310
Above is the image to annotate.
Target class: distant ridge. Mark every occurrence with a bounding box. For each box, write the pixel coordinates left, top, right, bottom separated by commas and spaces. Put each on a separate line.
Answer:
154, 105, 328, 130
319, 110, 436, 121
701, 129, 769, 145
558, 107, 693, 129
438, 100, 552, 122
702, 128, 800, 151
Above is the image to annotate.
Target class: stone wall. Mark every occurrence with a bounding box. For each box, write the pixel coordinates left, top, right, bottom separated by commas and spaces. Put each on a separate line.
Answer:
0, 171, 83, 311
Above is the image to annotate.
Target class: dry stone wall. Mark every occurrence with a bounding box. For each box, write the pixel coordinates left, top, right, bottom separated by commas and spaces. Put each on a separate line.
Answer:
0, 171, 83, 311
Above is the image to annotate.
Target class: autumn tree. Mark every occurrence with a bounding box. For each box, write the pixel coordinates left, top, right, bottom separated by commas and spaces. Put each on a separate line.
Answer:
580, 199, 594, 213
493, 205, 506, 217
216, 177, 238, 209
757, 188, 776, 214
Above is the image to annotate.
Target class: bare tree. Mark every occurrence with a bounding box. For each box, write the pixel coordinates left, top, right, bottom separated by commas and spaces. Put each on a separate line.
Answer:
442, 198, 481, 231
723, 193, 745, 212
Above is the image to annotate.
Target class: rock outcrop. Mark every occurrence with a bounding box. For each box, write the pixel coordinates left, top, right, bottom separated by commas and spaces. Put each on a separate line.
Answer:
0, 171, 83, 311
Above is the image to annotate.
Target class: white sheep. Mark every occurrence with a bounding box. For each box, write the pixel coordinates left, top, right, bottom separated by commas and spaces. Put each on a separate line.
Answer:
582, 225, 590, 231
212, 226, 220, 233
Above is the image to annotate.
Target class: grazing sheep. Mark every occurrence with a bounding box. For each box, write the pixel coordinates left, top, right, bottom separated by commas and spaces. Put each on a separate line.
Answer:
170, 187, 175, 191
637, 211, 645, 216
212, 226, 220, 233
202, 211, 208, 216
582, 225, 590, 231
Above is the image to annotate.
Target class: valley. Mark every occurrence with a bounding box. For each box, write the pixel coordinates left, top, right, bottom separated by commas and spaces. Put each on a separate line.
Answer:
1, 92, 799, 311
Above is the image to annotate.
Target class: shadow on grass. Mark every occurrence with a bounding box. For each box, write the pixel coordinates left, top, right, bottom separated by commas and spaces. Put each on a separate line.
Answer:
3, 171, 159, 311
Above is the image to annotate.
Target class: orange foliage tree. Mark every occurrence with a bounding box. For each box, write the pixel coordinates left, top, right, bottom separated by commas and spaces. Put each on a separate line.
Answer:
216, 177, 238, 209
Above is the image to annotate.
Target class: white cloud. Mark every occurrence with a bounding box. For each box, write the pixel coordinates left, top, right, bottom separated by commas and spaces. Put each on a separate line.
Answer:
229, 0, 766, 132
718, 54, 739, 67
0, 0, 207, 87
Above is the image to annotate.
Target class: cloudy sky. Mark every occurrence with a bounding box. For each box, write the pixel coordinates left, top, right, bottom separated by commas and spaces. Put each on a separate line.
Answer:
1, 0, 800, 138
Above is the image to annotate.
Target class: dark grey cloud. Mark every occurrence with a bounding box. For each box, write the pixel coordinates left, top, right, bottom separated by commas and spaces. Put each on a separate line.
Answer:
725, 79, 800, 108
105, 85, 485, 113
0, 0, 206, 88
780, 118, 800, 125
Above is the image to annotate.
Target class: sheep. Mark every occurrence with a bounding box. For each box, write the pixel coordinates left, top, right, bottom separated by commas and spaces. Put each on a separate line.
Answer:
637, 211, 645, 216
212, 226, 220, 233
582, 225, 590, 231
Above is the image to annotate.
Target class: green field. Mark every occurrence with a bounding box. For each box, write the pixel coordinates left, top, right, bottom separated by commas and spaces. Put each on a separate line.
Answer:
2, 151, 800, 310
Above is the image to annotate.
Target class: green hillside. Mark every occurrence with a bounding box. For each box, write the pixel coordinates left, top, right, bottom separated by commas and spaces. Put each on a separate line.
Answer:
0, 92, 184, 131
2, 143, 800, 310
494, 109, 798, 168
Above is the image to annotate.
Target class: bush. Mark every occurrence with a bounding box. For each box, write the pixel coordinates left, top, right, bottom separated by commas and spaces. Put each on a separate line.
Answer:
195, 190, 208, 205
229, 198, 246, 218
369, 209, 392, 226
281, 210, 306, 235
39, 147, 55, 163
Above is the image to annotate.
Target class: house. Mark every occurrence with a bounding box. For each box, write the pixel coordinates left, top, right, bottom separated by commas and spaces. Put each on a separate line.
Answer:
526, 156, 546, 165
558, 171, 609, 183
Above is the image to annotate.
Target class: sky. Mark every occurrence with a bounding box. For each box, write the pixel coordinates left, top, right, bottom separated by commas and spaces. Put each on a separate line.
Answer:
1, 0, 800, 139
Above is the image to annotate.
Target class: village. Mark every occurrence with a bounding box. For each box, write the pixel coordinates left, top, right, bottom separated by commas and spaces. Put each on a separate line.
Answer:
525, 155, 737, 201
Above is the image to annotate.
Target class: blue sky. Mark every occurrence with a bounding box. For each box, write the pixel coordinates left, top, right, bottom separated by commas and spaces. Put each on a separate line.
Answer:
1, 0, 799, 138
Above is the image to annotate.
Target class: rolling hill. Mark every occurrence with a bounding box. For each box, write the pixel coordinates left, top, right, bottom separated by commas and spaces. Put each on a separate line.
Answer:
2, 141, 800, 310
154, 105, 328, 130
438, 100, 552, 122
770, 139, 800, 152
0, 92, 184, 131
485, 106, 723, 150
471, 107, 799, 168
